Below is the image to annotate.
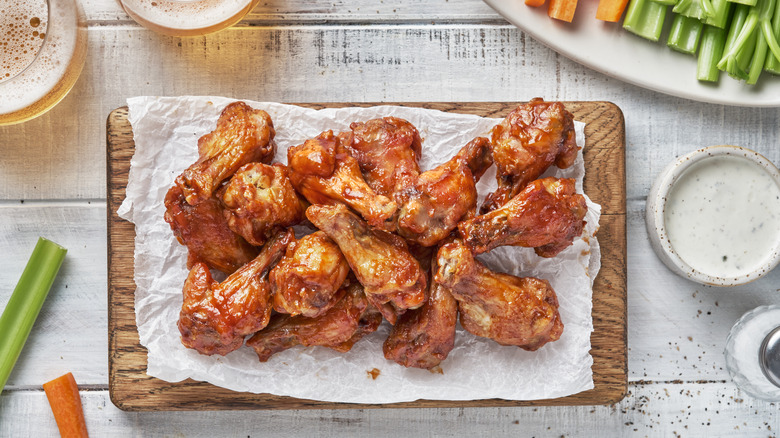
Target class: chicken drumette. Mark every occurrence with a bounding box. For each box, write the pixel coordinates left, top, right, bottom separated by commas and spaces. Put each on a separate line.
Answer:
396, 137, 493, 246
178, 230, 293, 356
164, 184, 258, 274
176, 101, 277, 205
459, 177, 587, 258
270, 231, 350, 318
246, 282, 383, 362
435, 239, 563, 350
306, 203, 427, 325
219, 162, 307, 246
287, 130, 397, 229
481, 98, 578, 213
383, 252, 457, 369
346, 117, 422, 198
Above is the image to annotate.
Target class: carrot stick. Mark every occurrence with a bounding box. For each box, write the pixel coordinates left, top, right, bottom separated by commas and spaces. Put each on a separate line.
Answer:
548, 0, 579, 22
526, 0, 548, 8
43, 373, 89, 438
596, 0, 630, 21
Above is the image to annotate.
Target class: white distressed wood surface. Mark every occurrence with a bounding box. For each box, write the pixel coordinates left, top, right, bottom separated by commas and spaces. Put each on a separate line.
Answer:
1, 0, 780, 435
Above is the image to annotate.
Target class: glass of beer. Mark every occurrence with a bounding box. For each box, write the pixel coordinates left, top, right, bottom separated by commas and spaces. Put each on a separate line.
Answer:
119, 0, 260, 37
0, 0, 88, 126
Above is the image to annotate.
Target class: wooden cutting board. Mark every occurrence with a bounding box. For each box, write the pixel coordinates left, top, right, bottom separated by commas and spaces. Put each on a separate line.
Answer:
107, 102, 626, 411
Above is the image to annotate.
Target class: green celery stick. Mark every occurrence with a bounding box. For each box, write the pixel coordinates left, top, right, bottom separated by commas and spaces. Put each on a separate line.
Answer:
765, 0, 780, 72
674, 0, 706, 20
729, 0, 757, 6
624, 0, 669, 41
747, 28, 768, 82
652, 0, 679, 6
718, 3, 753, 72
704, 0, 734, 28
698, 25, 728, 80
669, 14, 705, 53
731, 23, 758, 78
0, 238, 67, 393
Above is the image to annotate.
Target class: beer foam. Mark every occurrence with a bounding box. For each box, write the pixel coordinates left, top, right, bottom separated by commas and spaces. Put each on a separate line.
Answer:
0, 0, 81, 115
0, 0, 49, 84
121, 0, 254, 32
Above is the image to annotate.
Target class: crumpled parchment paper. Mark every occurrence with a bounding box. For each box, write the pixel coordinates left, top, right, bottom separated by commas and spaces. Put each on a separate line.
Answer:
118, 96, 601, 403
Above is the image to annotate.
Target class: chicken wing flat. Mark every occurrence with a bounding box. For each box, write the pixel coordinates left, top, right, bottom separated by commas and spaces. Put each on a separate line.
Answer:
176, 101, 277, 205
459, 177, 587, 258
219, 162, 307, 246
178, 230, 293, 356
306, 203, 427, 325
287, 130, 397, 229
347, 117, 422, 198
164, 184, 258, 274
247, 282, 382, 362
383, 254, 457, 369
396, 137, 492, 246
435, 239, 563, 350
270, 231, 350, 318
480, 98, 578, 213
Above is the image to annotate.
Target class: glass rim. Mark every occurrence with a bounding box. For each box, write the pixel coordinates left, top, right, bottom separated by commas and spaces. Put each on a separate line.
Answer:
0, 0, 52, 85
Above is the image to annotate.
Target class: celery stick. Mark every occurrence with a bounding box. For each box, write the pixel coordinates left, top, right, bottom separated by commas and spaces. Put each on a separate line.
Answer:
731, 24, 758, 78
747, 28, 768, 82
668, 14, 705, 53
717, 3, 754, 72
765, 0, 780, 72
729, 0, 757, 6
652, 0, 679, 6
0, 238, 67, 392
674, 0, 706, 20
624, 0, 669, 41
698, 25, 728, 80
704, 0, 734, 28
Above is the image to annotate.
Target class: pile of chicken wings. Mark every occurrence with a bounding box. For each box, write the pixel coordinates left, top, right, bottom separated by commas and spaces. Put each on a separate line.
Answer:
163, 98, 587, 370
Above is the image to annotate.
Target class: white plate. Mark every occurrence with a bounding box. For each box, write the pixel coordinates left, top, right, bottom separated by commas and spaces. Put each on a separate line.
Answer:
484, 0, 780, 107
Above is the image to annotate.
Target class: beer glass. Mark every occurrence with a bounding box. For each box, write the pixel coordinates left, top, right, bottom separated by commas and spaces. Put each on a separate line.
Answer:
0, 0, 88, 126
119, 0, 260, 37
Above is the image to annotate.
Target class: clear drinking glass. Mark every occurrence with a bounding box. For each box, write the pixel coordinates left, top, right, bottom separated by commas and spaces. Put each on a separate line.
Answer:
0, 0, 88, 126
724, 305, 780, 401
119, 0, 260, 37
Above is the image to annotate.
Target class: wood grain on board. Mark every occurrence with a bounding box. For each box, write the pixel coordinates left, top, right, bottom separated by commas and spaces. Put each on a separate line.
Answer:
107, 102, 626, 411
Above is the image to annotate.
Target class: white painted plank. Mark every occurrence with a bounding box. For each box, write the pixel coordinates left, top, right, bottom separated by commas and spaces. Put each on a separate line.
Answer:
82, 0, 501, 23
1, 382, 777, 436
0, 203, 107, 388
1, 25, 778, 200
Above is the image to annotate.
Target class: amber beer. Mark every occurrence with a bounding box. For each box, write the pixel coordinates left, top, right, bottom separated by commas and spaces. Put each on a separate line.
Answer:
0, 0, 87, 126
119, 0, 260, 37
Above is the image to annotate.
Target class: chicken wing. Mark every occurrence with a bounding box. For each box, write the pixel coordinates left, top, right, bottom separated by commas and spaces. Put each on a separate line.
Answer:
459, 177, 587, 258
176, 101, 277, 205
347, 117, 422, 198
164, 184, 258, 274
396, 137, 492, 246
287, 130, 397, 229
178, 230, 293, 356
246, 282, 383, 362
306, 203, 427, 325
481, 98, 578, 213
219, 162, 307, 246
383, 253, 457, 369
435, 239, 563, 350
270, 231, 350, 318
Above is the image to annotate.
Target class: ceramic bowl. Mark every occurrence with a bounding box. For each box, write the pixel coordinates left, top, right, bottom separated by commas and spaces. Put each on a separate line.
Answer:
646, 145, 780, 287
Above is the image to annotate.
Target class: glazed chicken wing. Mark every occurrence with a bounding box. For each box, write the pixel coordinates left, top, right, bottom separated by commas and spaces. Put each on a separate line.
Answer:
176, 101, 277, 205
247, 282, 383, 362
347, 117, 422, 198
287, 130, 397, 229
481, 98, 578, 213
459, 177, 587, 258
178, 230, 293, 356
270, 231, 350, 318
164, 184, 258, 274
383, 254, 457, 369
435, 239, 563, 350
306, 203, 427, 325
219, 162, 307, 246
396, 137, 493, 246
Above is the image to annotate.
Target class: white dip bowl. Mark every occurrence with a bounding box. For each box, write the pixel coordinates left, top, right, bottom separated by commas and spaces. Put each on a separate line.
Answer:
646, 145, 780, 287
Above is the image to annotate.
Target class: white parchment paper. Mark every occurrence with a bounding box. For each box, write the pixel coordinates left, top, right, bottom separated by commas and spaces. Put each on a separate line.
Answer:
118, 96, 601, 403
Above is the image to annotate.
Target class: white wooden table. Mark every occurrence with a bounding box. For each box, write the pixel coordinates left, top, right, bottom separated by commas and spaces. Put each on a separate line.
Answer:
1, 0, 779, 435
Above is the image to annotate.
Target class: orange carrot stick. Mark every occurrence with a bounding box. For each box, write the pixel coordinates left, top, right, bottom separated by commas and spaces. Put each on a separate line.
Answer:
548, 0, 579, 22
43, 373, 89, 438
526, 0, 547, 8
596, 0, 630, 21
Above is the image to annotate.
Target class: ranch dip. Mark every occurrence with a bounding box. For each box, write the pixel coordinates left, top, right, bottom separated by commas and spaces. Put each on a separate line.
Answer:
664, 155, 780, 278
